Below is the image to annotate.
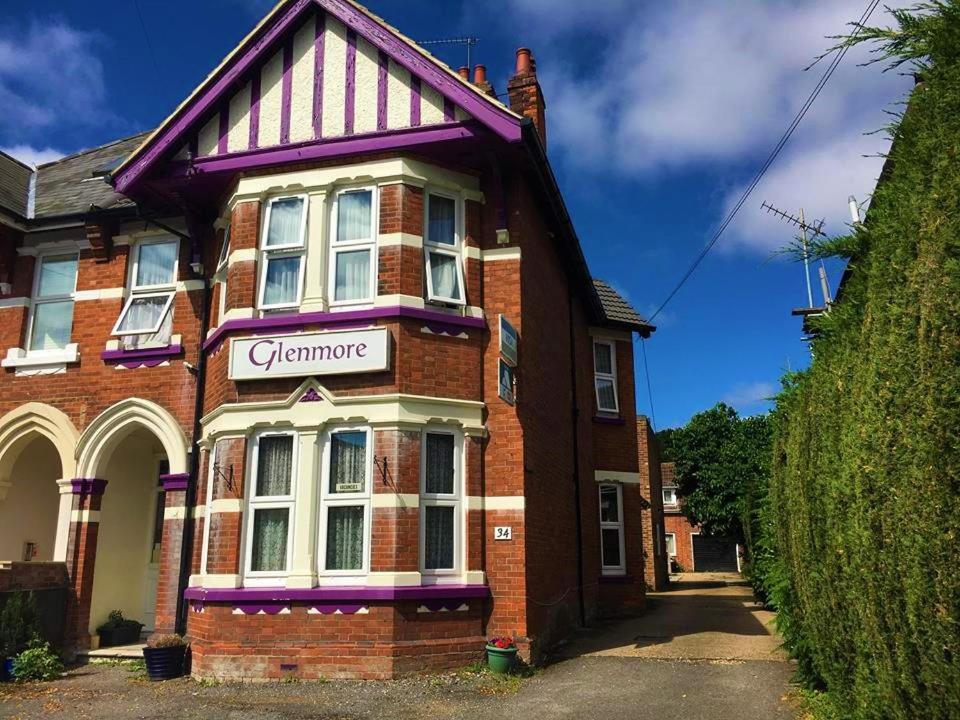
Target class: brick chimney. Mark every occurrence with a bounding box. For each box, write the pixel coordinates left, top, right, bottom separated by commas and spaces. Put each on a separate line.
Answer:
507, 48, 546, 146
472, 64, 496, 98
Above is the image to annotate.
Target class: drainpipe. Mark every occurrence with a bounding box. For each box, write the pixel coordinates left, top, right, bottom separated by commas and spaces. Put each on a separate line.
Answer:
568, 291, 586, 627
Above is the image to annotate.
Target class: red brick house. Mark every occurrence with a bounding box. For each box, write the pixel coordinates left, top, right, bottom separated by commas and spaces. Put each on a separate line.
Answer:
0, 0, 656, 680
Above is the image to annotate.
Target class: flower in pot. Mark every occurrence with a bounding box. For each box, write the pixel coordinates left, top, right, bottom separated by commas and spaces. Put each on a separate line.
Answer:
485, 636, 518, 674
96, 610, 144, 648
142, 634, 187, 681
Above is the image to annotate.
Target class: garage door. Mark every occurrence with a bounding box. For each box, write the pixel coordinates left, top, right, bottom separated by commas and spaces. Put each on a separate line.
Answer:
692, 536, 738, 572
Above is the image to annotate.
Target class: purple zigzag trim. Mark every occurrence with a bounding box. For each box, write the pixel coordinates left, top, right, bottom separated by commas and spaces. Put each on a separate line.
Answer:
309, 603, 366, 615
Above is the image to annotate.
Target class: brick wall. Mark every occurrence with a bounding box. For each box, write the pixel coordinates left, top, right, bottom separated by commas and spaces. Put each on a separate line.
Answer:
638, 417, 667, 590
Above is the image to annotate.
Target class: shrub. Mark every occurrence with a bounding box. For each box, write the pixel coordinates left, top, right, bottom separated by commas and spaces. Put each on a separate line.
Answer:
96, 609, 143, 635
146, 633, 186, 649
0, 592, 39, 658
12, 641, 63, 682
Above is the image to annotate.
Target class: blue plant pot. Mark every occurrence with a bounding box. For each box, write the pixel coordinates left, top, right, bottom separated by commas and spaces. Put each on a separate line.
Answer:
1, 657, 14, 682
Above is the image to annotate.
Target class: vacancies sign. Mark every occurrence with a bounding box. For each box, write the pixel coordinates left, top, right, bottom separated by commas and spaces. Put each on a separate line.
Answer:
229, 327, 390, 380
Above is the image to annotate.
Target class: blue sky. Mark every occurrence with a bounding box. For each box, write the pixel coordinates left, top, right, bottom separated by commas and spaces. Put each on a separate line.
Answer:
0, 0, 913, 428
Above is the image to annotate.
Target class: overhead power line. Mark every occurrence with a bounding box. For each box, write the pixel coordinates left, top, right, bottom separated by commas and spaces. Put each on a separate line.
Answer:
647, 0, 883, 322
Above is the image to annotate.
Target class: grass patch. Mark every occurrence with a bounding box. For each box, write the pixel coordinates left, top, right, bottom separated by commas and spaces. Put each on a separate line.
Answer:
789, 688, 845, 720
456, 660, 537, 695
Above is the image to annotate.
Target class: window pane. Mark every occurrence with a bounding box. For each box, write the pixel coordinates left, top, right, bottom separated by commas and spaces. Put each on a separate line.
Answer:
665, 534, 677, 556
428, 252, 461, 300
424, 505, 455, 570
30, 301, 74, 351
600, 486, 619, 524
121, 304, 173, 350
116, 295, 170, 333
601, 528, 621, 568
37, 255, 78, 297
334, 249, 370, 302
424, 434, 455, 494
329, 431, 366, 493
326, 506, 364, 570
594, 343, 613, 374
136, 242, 177, 287
428, 195, 456, 245
217, 226, 231, 269
596, 378, 617, 411
336, 191, 372, 243
663, 489, 676, 505
251, 508, 289, 572
266, 197, 304, 247
262, 256, 301, 306
256, 435, 293, 497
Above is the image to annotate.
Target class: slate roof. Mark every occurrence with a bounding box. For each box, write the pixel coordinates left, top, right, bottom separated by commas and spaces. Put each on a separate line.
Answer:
32, 133, 150, 220
593, 279, 653, 332
0, 152, 32, 219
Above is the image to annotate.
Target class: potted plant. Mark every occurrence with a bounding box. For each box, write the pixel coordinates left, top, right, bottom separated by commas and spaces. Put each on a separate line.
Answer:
0, 593, 39, 682
142, 634, 187, 681
485, 636, 518, 674
96, 610, 144, 648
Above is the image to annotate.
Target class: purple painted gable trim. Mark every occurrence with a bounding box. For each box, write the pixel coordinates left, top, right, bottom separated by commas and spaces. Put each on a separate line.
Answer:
70, 479, 108, 497
410, 76, 421, 127
183, 584, 489, 604
159, 473, 190, 492
188, 134, 198, 160
113, 0, 313, 193
443, 98, 455, 123
217, 103, 230, 155
280, 42, 294, 144
202, 304, 486, 352
313, 13, 325, 138
101, 344, 183, 367
344, 30, 357, 135
165, 121, 483, 180
249, 67, 262, 150
377, 51, 388, 131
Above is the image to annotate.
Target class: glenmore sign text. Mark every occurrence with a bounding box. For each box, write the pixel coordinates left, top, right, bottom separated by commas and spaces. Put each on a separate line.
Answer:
229, 327, 391, 380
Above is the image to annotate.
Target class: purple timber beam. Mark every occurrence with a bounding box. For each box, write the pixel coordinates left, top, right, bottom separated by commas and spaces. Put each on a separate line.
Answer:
313, 12, 325, 138
249, 66, 262, 150
217, 102, 230, 154
377, 50, 388, 131
443, 98, 455, 123
344, 29, 357, 135
160, 473, 191, 492
70, 479, 108, 496
280, 41, 294, 144
410, 76, 421, 127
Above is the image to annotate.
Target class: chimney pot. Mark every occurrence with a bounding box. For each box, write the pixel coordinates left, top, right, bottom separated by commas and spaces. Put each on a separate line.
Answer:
458, 66, 470, 80
515, 48, 532, 75
473, 64, 487, 85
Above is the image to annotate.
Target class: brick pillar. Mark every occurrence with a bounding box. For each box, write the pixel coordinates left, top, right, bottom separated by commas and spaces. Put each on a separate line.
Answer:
224, 201, 260, 313
154, 473, 189, 634
371, 429, 420, 575
63, 478, 107, 652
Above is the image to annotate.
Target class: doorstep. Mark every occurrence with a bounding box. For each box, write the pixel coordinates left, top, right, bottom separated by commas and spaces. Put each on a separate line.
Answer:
78, 643, 146, 659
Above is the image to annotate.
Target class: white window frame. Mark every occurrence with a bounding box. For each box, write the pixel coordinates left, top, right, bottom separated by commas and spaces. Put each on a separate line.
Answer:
216, 223, 231, 274
257, 195, 308, 311
599, 483, 626, 576
318, 426, 373, 579
26, 251, 79, 354
423, 190, 466, 306
593, 339, 620, 414
419, 427, 463, 579
665, 532, 677, 557
662, 487, 678, 506
111, 237, 179, 336
328, 187, 378, 308
243, 430, 298, 585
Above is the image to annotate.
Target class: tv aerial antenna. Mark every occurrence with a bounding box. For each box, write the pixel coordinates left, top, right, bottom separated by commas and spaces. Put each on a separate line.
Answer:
419, 36, 480, 69
762, 202, 832, 308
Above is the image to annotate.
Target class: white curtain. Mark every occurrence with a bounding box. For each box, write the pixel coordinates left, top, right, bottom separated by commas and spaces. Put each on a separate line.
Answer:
30, 301, 74, 351
329, 432, 366, 493
424, 506, 454, 570
266, 198, 304, 247
118, 295, 169, 334
424, 434, 454, 494
136, 242, 177, 286
334, 250, 370, 302
257, 435, 293, 496
326, 506, 364, 570
596, 379, 618, 411
122, 303, 172, 350
251, 508, 289, 572
429, 252, 461, 300
428, 195, 455, 245
263, 256, 301, 306
594, 343, 613, 374
337, 191, 371, 242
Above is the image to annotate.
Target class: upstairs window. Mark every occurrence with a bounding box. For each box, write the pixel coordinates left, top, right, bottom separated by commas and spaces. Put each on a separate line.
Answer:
320, 428, 371, 575
662, 488, 678, 506
258, 196, 306, 310
599, 484, 625, 575
420, 430, 462, 574
329, 189, 376, 306
216, 223, 231, 273
593, 340, 619, 413
424, 193, 465, 305
113, 238, 178, 348
28, 253, 78, 352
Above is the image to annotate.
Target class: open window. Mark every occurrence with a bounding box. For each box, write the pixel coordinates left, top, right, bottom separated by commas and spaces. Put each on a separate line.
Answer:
112, 238, 178, 348
593, 340, 619, 414
329, 188, 376, 307
420, 429, 462, 577
27, 253, 78, 353
216, 223, 231, 273
258, 196, 307, 310
424, 192, 465, 306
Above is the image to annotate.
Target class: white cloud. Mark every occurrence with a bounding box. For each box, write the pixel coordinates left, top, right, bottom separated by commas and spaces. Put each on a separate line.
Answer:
722, 381, 777, 410
0, 145, 65, 167
0, 19, 109, 141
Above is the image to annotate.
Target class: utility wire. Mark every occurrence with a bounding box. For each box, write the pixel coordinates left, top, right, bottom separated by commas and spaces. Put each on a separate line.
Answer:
640, 336, 657, 431
647, 0, 882, 322
133, 0, 168, 98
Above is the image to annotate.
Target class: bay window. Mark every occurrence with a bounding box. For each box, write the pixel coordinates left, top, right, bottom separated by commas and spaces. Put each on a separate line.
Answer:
599, 483, 625, 575
424, 192, 465, 305
320, 428, 371, 575
593, 340, 619, 413
420, 429, 461, 575
28, 253, 78, 352
245, 432, 297, 580
329, 189, 376, 306
113, 238, 178, 349
258, 196, 307, 310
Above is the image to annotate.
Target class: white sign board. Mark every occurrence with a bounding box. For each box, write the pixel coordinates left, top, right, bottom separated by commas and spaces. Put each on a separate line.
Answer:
229, 327, 390, 381
494, 526, 513, 541
499, 315, 518, 367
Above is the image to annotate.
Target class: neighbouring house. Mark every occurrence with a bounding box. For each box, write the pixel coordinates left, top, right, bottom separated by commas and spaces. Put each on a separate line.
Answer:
0, 0, 657, 680
637, 416, 667, 591
660, 462, 740, 573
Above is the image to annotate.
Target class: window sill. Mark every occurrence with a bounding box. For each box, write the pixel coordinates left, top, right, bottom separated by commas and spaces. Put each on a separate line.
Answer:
593, 414, 624, 425
2, 345, 79, 375
101, 343, 184, 368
